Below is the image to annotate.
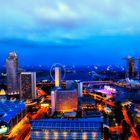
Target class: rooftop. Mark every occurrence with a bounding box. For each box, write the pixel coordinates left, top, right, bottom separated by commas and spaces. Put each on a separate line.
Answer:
31, 118, 104, 131
0, 100, 26, 123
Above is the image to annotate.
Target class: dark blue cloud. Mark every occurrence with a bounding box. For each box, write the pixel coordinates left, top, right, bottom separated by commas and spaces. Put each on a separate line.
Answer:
0, 0, 140, 66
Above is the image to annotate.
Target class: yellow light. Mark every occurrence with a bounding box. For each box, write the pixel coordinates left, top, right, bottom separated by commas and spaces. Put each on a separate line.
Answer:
82, 132, 87, 140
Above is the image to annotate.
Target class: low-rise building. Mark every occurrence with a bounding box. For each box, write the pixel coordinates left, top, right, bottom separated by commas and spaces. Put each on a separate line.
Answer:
0, 100, 26, 135
31, 118, 104, 140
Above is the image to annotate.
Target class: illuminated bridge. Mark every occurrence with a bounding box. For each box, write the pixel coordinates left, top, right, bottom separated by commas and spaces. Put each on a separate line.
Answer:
31, 118, 103, 140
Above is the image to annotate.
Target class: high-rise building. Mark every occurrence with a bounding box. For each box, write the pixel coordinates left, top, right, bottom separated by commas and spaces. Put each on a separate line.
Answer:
20, 72, 36, 100
51, 89, 78, 114
78, 82, 83, 97
55, 67, 61, 87
137, 59, 140, 79
123, 56, 135, 79
6, 51, 19, 94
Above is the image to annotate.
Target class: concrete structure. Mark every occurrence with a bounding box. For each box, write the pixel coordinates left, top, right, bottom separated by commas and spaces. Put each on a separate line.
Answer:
123, 56, 135, 79
51, 89, 78, 114
55, 67, 61, 87
31, 118, 103, 140
6, 52, 19, 94
128, 58, 135, 79
64, 112, 77, 118
80, 96, 95, 109
20, 72, 36, 100
78, 82, 83, 97
137, 59, 140, 79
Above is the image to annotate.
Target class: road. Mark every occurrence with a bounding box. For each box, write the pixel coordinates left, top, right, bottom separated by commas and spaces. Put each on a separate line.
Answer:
122, 107, 140, 140
13, 124, 30, 140
88, 93, 115, 107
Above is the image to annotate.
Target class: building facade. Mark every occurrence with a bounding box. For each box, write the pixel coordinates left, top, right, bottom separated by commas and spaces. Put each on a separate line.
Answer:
6, 52, 19, 94
30, 118, 103, 140
126, 57, 135, 79
51, 89, 78, 113
78, 82, 83, 97
137, 59, 140, 79
20, 72, 36, 100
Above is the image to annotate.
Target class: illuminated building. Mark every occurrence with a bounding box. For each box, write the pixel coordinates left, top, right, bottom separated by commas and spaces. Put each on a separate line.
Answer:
80, 96, 95, 109
6, 51, 19, 94
123, 56, 135, 79
51, 89, 78, 114
0, 100, 26, 135
31, 118, 103, 140
55, 67, 61, 87
137, 59, 140, 79
20, 72, 36, 100
78, 81, 83, 97
0, 89, 6, 100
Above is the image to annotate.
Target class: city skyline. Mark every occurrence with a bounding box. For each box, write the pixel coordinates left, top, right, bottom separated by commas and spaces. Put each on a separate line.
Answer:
0, 0, 140, 65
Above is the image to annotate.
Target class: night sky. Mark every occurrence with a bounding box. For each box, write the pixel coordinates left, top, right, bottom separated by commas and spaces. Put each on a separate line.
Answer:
0, 0, 140, 66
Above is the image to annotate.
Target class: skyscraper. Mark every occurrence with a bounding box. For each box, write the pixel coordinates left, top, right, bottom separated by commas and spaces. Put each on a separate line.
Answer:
6, 51, 19, 94
137, 59, 140, 79
127, 57, 135, 79
123, 56, 135, 79
20, 72, 36, 100
78, 82, 83, 97
55, 67, 61, 87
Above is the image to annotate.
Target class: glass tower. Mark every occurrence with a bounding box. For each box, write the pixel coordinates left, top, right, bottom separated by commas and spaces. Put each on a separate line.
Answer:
6, 52, 19, 94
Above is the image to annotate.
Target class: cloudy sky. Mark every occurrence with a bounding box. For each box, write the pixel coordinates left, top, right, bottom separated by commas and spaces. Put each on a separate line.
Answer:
0, 0, 140, 66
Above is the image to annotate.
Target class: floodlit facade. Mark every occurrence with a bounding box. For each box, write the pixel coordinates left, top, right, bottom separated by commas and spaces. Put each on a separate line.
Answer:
20, 72, 36, 100
55, 67, 61, 87
6, 52, 19, 94
51, 89, 78, 114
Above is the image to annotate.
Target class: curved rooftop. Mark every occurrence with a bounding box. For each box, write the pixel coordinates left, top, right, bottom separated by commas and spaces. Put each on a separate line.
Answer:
0, 100, 26, 123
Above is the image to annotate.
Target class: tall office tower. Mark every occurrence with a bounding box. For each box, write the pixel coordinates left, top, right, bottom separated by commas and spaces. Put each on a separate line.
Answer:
127, 57, 135, 79
78, 82, 83, 97
6, 51, 19, 94
51, 89, 78, 114
55, 67, 61, 87
20, 72, 36, 100
137, 59, 140, 79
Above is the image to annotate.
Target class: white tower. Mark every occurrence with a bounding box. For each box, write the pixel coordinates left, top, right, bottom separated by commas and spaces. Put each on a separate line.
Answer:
55, 67, 61, 87
78, 82, 83, 97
